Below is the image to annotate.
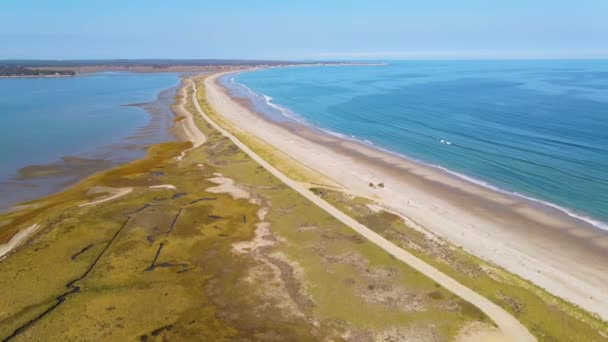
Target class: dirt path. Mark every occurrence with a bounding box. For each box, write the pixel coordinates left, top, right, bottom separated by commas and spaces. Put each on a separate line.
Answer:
191, 78, 536, 342
173, 80, 207, 161
78, 187, 133, 207
0, 224, 40, 260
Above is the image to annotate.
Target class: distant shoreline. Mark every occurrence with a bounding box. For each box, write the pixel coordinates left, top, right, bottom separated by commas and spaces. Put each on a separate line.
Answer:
0, 74, 77, 79
0, 60, 378, 78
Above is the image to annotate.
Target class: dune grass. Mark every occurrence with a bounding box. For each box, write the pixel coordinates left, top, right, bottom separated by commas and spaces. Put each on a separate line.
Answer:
311, 188, 608, 341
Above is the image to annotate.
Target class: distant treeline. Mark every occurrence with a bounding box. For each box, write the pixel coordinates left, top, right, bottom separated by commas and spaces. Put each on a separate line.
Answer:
0, 65, 76, 76
0, 59, 303, 68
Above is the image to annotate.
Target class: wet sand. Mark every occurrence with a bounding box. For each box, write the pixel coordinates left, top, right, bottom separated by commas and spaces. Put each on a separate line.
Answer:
206, 72, 608, 320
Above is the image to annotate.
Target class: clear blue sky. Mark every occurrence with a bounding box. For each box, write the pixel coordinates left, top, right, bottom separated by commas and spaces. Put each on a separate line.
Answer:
1, 0, 607, 60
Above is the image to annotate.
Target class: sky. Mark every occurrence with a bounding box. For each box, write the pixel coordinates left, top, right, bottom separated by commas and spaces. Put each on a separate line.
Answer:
1, 0, 607, 60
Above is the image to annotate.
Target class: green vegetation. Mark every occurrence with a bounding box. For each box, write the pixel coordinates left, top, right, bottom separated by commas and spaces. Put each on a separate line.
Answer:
310, 188, 608, 341
0, 65, 75, 77
0, 77, 491, 341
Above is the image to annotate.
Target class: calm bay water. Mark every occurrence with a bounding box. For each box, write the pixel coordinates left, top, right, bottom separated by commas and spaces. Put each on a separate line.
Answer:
0, 72, 180, 210
227, 60, 608, 229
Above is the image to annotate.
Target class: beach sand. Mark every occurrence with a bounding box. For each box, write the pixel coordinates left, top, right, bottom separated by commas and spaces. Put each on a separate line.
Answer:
205, 72, 608, 320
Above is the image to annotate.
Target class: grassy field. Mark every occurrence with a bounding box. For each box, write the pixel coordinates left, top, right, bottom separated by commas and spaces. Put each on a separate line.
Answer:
0, 77, 492, 341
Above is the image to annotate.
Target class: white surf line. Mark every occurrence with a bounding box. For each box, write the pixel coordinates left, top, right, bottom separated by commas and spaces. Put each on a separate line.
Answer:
194, 77, 536, 342
79, 188, 133, 207
0, 224, 40, 260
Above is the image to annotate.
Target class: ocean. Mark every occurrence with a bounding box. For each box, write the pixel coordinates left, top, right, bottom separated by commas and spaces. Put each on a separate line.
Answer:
0, 72, 181, 210
224, 60, 608, 230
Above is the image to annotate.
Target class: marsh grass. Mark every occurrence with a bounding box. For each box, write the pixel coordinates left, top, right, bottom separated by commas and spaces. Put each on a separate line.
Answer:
0, 75, 495, 341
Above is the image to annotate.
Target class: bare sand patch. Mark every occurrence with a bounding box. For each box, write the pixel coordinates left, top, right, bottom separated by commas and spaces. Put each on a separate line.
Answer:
206, 173, 251, 200
0, 224, 40, 260
79, 187, 133, 207
149, 184, 176, 190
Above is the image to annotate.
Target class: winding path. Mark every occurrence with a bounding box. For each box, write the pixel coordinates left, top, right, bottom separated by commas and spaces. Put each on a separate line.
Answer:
78, 187, 133, 207
0, 224, 40, 261
191, 78, 536, 342
174, 80, 207, 161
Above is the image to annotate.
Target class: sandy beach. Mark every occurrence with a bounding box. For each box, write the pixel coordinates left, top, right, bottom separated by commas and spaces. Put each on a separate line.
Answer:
205, 71, 608, 320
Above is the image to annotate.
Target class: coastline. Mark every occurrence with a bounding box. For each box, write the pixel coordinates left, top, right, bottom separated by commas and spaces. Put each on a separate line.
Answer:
225, 67, 608, 231
206, 71, 608, 320
0, 73, 604, 340
0, 75, 522, 341
0, 74, 181, 213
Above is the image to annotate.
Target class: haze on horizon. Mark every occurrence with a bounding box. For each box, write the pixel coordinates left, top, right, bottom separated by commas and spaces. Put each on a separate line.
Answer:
1, 0, 607, 60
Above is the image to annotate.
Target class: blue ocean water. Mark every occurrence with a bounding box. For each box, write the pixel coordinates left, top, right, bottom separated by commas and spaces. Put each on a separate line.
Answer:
0, 72, 180, 209
228, 61, 608, 230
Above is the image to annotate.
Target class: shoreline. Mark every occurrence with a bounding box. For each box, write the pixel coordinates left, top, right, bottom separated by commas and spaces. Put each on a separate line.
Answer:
0, 75, 531, 341
0, 75, 181, 213
224, 70, 608, 232
206, 71, 608, 320
317, 125, 608, 232
0, 75, 76, 79
0, 73, 604, 340
0, 77, 198, 259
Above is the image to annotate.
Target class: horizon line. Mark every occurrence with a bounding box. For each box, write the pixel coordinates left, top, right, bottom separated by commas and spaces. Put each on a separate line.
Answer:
2, 57, 608, 62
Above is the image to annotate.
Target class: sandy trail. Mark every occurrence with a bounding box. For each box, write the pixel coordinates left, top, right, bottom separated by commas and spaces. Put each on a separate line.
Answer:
78, 187, 133, 207
0, 224, 40, 260
173, 79, 207, 161
192, 78, 535, 342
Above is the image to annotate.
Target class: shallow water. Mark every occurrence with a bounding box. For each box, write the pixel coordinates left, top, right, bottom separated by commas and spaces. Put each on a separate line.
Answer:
0, 72, 180, 210
226, 60, 608, 229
